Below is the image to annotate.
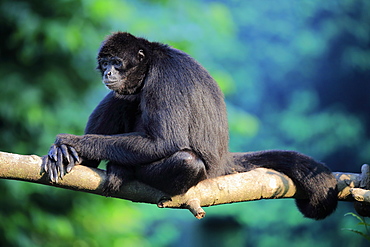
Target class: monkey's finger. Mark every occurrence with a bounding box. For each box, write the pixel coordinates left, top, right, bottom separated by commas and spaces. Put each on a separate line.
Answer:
60, 144, 70, 163
44, 150, 58, 183
66, 153, 75, 173
41, 155, 49, 173
48, 144, 59, 161
47, 159, 58, 183
68, 146, 80, 163
56, 148, 64, 179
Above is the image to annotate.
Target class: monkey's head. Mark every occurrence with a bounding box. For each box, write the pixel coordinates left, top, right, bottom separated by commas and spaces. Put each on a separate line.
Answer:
97, 32, 150, 95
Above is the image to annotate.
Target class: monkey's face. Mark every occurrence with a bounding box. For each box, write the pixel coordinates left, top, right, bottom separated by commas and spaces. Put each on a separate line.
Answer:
97, 32, 149, 95
97, 49, 147, 95
99, 56, 125, 90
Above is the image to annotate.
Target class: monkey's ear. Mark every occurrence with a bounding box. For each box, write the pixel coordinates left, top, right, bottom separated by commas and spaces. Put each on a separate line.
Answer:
138, 49, 145, 61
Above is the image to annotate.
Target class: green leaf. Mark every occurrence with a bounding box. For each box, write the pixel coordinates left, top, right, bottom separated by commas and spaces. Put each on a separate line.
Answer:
342, 228, 370, 241
344, 212, 365, 224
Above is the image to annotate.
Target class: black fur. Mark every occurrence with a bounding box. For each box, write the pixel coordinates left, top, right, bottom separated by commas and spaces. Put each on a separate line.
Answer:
42, 32, 338, 220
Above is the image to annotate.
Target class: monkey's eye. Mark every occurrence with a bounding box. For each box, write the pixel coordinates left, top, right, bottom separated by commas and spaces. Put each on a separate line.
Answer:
113, 60, 122, 67
101, 61, 109, 68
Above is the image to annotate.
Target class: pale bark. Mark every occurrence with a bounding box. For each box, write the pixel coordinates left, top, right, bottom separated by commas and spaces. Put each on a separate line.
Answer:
0, 151, 368, 219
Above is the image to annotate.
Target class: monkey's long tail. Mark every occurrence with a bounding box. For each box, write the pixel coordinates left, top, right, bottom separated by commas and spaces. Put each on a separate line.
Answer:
232, 150, 338, 220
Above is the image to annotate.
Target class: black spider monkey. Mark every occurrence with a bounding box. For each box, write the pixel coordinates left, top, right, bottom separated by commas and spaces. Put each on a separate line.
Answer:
42, 32, 338, 220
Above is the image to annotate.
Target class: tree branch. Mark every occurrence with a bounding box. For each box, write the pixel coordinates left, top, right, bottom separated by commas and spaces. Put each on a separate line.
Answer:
0, 151, 368, 219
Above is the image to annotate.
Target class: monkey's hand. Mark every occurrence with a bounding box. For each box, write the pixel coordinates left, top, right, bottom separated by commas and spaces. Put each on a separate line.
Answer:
42, 134, 81, 182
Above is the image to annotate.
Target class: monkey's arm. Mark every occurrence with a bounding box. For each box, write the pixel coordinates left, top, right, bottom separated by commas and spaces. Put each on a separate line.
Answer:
42, 131, 186, 182
58, 133, 178, 164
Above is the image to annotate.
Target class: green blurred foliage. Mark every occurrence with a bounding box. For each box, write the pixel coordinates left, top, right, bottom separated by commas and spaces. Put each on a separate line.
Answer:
0, 0, 370, 246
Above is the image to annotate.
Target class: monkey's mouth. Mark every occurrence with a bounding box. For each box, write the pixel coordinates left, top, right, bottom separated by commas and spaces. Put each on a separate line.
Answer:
103, 80, 119, 90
